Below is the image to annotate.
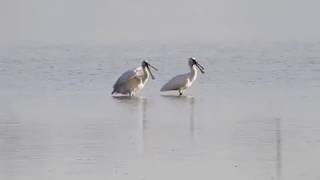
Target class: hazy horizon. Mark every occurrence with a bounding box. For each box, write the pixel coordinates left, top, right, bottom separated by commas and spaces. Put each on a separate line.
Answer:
1, 0, 320, 44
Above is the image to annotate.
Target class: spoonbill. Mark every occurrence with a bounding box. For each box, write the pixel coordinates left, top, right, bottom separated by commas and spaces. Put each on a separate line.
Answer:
112, 60, 158, 96
160, 57, 205, 96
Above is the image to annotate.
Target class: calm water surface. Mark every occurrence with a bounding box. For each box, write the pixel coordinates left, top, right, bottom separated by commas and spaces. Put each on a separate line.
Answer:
0, 43, 320, 180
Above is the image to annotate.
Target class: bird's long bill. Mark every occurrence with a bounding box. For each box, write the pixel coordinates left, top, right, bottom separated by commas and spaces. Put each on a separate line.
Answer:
147, 66, 156, 80
148, 63, 158, 71
196, 62, 205, 73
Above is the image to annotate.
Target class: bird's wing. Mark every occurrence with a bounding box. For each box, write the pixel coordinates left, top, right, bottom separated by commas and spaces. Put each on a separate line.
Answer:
160, 73, 189, 91
113, 68, 141, 89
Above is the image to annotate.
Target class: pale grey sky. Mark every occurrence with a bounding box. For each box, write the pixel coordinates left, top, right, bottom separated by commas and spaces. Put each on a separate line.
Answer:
1, 0, 320, 43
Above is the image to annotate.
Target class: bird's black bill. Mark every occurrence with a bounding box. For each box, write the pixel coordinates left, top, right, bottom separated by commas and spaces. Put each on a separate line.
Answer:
148, 63, 158, 71
146, 62, 157, 80
147, 66, 155, 79
196, 62, 205, 73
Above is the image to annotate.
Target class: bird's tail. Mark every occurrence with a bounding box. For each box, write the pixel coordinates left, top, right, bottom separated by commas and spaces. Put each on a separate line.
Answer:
111, 89, 116, 95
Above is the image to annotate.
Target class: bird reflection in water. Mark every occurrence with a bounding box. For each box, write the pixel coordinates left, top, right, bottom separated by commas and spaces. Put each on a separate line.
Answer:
161, 95, 197, 144
275, 117, 282, 180
138, 98, 147, 154
188, 97, 196, 144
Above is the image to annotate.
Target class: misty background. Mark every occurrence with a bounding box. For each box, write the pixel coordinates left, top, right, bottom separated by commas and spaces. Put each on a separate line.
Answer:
1, 1, 320, 180
1, 0, 320, 44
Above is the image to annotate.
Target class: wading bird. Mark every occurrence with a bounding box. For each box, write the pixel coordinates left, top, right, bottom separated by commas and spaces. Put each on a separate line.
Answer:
160, 57, 205, 96
112, 60, 157, 96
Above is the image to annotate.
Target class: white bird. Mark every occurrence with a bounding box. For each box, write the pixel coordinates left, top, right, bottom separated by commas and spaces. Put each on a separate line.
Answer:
112, 60, 158, 96
161, 57, 205, 96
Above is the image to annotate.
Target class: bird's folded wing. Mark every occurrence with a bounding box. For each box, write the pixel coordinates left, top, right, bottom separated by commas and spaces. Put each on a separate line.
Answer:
113, 69, 139, 88
161, 74, 188, 91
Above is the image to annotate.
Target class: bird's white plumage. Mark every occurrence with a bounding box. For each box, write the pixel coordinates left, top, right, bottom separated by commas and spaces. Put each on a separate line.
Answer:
161, 73, 191, 91
160, 58, 204, 95
161, 66, 198, 93
113, 66, 150, 96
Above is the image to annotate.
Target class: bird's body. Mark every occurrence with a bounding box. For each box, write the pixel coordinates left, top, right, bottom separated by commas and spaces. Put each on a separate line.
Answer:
161, 58, 204, 96
112, 67, 148, 96
112, 61, 157, 96
161, 66, 198, 94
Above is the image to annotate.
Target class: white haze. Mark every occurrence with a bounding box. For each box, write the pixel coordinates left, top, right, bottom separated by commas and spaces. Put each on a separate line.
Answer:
1, 0, 320, 44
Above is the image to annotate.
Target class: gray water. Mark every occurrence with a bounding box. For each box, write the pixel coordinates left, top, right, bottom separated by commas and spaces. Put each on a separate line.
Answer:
0, 42, 320, 180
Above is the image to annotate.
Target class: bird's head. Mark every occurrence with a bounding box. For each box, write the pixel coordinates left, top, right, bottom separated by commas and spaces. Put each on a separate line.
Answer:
142, 60, 158, 79
188, 57, 205, 74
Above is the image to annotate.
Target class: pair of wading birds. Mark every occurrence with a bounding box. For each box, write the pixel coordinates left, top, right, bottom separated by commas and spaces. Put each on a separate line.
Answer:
112, 57, 205, 96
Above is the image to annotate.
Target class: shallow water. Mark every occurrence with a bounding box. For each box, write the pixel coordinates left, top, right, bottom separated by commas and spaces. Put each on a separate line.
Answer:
0, 42, 320, 179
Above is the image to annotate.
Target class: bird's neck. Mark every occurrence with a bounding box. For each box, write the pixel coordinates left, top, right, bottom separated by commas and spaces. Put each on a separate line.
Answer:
190, 65, 198, 81
142, 66, 149, 81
